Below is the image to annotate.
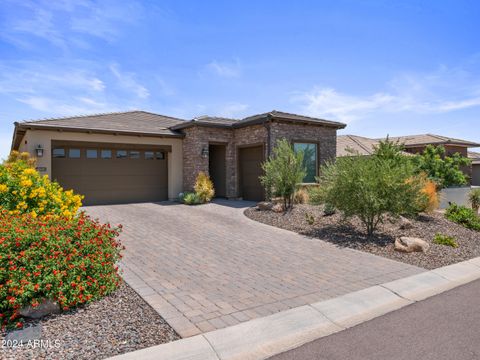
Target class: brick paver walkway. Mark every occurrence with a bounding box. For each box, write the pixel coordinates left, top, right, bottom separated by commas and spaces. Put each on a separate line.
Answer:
86, 200, 423, 337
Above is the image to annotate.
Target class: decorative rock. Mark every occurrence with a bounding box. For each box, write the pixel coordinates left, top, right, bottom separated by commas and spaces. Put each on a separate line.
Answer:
19, 299, 61, 319
5, 324, 42, 342
257, 202, 273, 211
395, 237, 430, 253
272, 203, 285, 213
399, 216, 414, 230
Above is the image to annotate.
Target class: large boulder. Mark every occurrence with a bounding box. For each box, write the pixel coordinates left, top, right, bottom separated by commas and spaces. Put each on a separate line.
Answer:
272, 203, 285, 213
257, 201, 273, 211
19, 299, 61, 319
395, 237, 430, 253
398, 216, 414, 230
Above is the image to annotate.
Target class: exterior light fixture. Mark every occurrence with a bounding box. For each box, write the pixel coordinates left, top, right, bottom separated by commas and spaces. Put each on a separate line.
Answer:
35, 144, 44, 158
201, 147, 209, 158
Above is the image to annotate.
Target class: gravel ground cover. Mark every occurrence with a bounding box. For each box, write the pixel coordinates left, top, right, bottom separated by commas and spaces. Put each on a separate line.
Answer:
1, 282, 179, 360
245, 204, 480, 270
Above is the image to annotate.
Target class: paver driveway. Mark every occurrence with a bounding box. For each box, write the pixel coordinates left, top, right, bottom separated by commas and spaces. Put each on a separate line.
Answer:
86, 200, 423, 338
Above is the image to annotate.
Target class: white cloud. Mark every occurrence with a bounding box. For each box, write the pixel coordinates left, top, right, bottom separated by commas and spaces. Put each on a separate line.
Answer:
17, 96, 113, 116
1, 0, 143, 49
206, 59, 241, 78
293, 65, 480, 123
109, 64, 149, 99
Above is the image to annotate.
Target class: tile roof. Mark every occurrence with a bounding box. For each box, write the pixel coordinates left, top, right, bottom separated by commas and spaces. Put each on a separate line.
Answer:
16, 110, 185, 136
237, 110, 346, 128
469, 151, 480, 163
170, 115, 238, 130
337, 135, 380, 157
170, 110, 346, 130
381, 134, 480, 148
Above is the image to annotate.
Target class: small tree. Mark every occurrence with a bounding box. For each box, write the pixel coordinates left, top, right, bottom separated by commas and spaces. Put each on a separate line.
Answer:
317, 150, 425, 236
413, 145, 471, 188
260, 139, 306, 210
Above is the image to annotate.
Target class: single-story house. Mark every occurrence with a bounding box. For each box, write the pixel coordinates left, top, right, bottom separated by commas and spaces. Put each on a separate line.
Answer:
338, 134, 480, 185
11, 110, 346, 205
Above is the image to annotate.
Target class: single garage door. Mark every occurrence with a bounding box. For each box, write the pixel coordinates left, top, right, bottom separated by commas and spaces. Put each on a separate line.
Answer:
239, 145, 264, 201
52, 141, 168, 205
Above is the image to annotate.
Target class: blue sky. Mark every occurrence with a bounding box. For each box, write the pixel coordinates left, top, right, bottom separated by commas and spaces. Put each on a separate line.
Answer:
1, 0, 479, 158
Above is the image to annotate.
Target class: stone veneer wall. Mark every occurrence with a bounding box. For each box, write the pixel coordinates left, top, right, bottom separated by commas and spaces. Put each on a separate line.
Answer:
181, 121, 337, 198
269, 121, 337, 167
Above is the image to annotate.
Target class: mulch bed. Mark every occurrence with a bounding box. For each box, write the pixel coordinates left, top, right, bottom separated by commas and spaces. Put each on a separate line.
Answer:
245, 204, 480, 270
1, 282, 179, 360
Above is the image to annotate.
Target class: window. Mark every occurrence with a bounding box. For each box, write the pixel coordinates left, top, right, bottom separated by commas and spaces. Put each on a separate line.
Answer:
129, 150, 140, 159
52, 148, 65, 158
86, 149, 98, 159
293, 143, 318, 183
155, 151, 165, 160
101, 149, 112, 159
69, 149, 81, 158
145, 151, 154, 160
116, 150, 127, 159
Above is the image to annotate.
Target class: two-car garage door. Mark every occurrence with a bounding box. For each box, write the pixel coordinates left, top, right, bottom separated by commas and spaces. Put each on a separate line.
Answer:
52, 141, 168, 206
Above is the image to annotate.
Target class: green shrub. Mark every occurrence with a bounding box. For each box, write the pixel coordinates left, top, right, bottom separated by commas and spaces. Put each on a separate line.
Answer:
445, 203, 480, 231
0, 211, 123, 329
194, 172, 215, 203
260, 139, 306, 211
433, 233, 458, 248
469, 188, 480, 213
323, 203, 336, 216
181, 192, 202, 205
0, 151, 83, 218
317, 150, 425, 236
307, 186, 323, 206
305, 212, 315, 225
412, 145, 471, 188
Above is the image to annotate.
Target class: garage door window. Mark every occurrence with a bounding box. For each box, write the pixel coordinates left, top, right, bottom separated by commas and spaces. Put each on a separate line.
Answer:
86, 149, 98, 159
145, 151, 154, 160
293, 142, 318, 183
116, 150, 127, 159
156, 152, 165, 160
101, 150, 112, 159
52, 148, 65, 158
69, 149, 81, 159
129, 151, 140, 159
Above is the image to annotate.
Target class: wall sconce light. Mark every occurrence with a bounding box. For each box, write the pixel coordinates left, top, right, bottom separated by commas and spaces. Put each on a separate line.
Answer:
201, 147, 209, 158
35, 144, 44, 158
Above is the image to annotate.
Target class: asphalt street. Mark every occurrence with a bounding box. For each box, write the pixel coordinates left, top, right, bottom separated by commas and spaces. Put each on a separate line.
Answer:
270, 279, 480, 360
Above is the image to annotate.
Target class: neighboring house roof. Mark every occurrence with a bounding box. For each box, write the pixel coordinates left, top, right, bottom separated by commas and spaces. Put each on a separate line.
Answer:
381, 134, 480, 148
338, 133, 480, 158
469, 151, 480, 164
337, 135, 380, 156
170, 110, 346, 130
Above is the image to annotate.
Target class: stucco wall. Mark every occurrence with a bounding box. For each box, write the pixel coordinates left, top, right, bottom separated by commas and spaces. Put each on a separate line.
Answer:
17, 129, 183, 200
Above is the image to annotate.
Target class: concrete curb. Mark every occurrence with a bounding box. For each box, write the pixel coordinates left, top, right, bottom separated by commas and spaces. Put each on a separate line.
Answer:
109, 257, 480, 360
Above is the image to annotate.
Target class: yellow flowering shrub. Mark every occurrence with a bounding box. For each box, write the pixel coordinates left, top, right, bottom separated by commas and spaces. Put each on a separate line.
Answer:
0, 151, 83, 218
193, 171, 215, 203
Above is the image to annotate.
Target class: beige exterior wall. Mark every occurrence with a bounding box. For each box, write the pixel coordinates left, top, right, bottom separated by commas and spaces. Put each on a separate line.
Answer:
17, 129, 183, 200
